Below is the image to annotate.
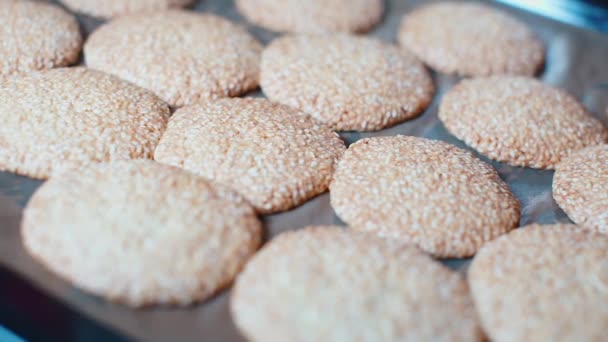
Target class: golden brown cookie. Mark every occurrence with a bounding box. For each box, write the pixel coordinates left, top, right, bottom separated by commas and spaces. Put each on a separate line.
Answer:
329, 136, 520, 258
231, 226, 483, 342
553, 145, 608, 234
261, 34, 434, 131
154, 98, 346, 214
236, 0, 384, 33
0, 67, 169, 179
398, 2, 544, 76
22, 160, 262, 307
0, 0, 82, 76
85, 11, 262, 107
439, 76, 608, 169
469, 224, 608, 341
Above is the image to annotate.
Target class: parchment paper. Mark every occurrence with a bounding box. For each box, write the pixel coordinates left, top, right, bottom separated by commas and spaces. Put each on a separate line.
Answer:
1, 0, 608, 341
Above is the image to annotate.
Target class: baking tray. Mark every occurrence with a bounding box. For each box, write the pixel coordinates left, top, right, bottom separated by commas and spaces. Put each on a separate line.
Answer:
1, 0, 608, 341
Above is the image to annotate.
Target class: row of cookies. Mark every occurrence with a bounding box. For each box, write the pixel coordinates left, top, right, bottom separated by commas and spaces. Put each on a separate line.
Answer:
237, 1, 545, 78
0, 68, 607, 231
231, 223, 608, 341
3, 68, 606, 219
55, 0, 384, 32
3, 1, 552, 131
17, 107, 607, 260
64, 0, 384, 35
10, 68, 606, 245
331, 135, 608, 252
2, 0, 546, 76
3, 2, 605, 165
7, 1, 607, 165
21, 158, 608, 340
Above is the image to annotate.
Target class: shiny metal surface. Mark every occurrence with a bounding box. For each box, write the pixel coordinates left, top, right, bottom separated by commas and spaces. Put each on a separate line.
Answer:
496, 0, 608, 32
0, 0, 607, 341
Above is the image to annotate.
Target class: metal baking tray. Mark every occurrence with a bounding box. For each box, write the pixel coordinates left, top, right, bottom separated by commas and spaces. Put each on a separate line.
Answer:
1, 0, 608, 341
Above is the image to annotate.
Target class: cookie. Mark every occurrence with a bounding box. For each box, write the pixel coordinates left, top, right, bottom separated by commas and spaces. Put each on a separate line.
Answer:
398, 2, 544, 76
553, 145, 608, 234
22, 160, 262, 307
235, 0, 384, 33
0, 0, 82, 76
329, 136, 520, 258
154, 98, 345, 214
85, 11, 262, 107
439, 76, 608, 169
0, 67, 169, 179
60, 0, 194, 18
261, 34, 434, 131
231, 226, 483, 342
469, 224, 608, 341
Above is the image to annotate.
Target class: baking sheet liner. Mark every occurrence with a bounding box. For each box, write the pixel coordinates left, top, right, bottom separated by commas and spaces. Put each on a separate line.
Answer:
1, 0, 608, 341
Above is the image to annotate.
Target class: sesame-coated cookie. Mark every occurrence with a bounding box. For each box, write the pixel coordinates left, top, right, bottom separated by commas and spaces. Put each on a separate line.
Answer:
439, 76, 608, 169
261, 34, 434, 131
329, 136, 520, 258
60, 0, 194, 18
0, 67, 169, 179
235, 0, 384, 33
398, 2, 544, 76
22, 160, 262, 307
154, 98, 346, 214
85, 11, 262, 107
231, 226, 483, 342
0, 0, 82, 76
469, 224, 608, 341
553, 145, 608, 234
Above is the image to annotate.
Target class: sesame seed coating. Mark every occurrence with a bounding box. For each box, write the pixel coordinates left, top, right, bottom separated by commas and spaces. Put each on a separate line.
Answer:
553, 145, 608, 234
0, 67, 170, 179
84, 11, 262, 107
261, 34, 434, 131
439, 76, 608, 169
329, 136, 520, 258
235, 0, 384, 33
22, 160, 262, 307
154, 98, 346, 214
469, 224, 608, 341
398, 2, 544, 76
231, 226, 483, 342
60, 0, 194, 18
0, 0, 82, 77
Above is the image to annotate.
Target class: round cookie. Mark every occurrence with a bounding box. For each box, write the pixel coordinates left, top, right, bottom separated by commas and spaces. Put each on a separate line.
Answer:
22, 160, 262, 307
0, 67, 169, 179
154, 98, 346, 214
60, 0, 194, 18
85, 11, 262, 107
553, 145, 608, 234
398, 2, 544, 76
469, 224, 608, 341
235, 0, 384, 33
231, 226, 483, 342
329, 136, 520, 258
261, 34, 434, 131
439, 76, 608, 169
0, 0, 82, 76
